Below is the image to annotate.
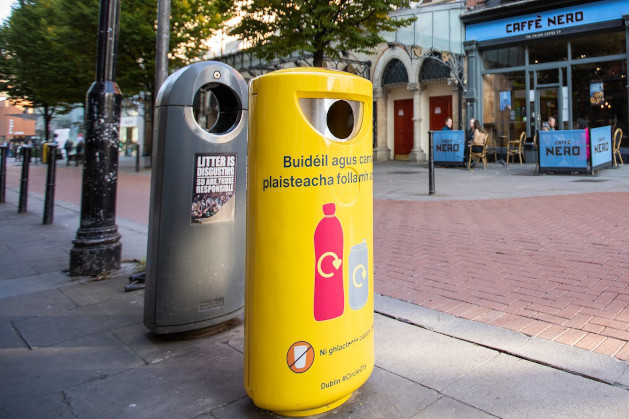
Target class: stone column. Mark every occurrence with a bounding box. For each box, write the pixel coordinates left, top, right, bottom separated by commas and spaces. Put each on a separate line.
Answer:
373, 87, 391, 161
408, 83, 426, 162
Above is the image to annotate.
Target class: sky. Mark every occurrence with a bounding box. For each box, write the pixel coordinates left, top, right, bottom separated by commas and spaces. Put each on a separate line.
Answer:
1, 0, 17, 24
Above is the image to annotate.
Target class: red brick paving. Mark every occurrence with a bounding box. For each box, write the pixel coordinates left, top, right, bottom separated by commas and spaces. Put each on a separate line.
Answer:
7, 159, 629, 361
374, 194, 629, 361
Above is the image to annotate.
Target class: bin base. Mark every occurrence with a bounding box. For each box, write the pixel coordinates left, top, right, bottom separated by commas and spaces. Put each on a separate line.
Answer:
273, 393, 351, 417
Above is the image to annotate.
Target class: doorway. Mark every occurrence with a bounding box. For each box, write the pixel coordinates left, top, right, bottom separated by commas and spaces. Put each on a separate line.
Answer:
394, 99, 413, 159
429, 95, 452, 131
535, 87, 559, 132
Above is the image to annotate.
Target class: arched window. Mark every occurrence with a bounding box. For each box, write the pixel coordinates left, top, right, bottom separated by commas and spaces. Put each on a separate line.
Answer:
382, 59, 409, 86
419, 59, 451, 83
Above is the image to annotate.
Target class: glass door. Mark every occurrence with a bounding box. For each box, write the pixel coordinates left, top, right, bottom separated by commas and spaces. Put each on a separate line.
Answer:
536, 87, 559, 131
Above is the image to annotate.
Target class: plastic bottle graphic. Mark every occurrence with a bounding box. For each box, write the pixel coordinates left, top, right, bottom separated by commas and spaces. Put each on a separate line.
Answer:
314, 203, 344, 321
348, 239, 369, 310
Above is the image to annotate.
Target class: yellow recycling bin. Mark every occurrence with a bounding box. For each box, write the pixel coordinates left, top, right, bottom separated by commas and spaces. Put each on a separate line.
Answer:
245, 68, 374, 416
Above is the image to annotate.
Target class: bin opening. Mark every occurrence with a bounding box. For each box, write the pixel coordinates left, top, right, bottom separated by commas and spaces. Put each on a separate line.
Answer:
327, 100, 354, 140
299, 98, 362, 142
193, 83, 243, 134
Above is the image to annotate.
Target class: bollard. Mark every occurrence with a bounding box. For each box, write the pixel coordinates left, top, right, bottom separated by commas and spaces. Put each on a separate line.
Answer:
0, 145, 7, 203
246, 68, 374, 416
43, 144, 58, 225
18, 146, 32, 213
135, 143, 140, 172
428, 131, 435, 195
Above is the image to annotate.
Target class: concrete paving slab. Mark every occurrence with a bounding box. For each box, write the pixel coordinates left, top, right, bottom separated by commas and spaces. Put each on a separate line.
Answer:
443, 353, 629, 419
0, 392, 76, 419
0, 261, 38, 280
210, 366, 443, 419
113, 318, 244, 365
375, 294, 529, 353
411, 397, 498, 419
0, 271, 74, 299
374, 314, 500, 392
0, 287, 76, 320
65, 341, 245, 419
513, 336, 629, 386
0, 321, 26, 349
28, 255, 71, 274
0, 332, 144, 410
60, 269, 140, 306
14, 292, 143, 347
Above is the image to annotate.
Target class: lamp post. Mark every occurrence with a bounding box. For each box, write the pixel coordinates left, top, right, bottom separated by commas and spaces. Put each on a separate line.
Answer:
69, 0, 122, 276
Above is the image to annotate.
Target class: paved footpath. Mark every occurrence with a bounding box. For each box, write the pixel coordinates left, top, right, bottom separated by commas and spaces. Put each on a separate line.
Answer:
2, 155, 629, 417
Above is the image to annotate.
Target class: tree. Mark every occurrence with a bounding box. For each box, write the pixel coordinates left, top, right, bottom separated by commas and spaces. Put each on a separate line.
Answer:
0, 0, 75, 142
228, 0, 415, 67
1, 0, 229, 150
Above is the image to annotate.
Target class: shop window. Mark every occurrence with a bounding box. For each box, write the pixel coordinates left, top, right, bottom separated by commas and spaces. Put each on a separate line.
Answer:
482, 71, 527, 148
571, 30, 625, 60
383, 59, 409, 86
529, 39, 567, 64
571, 60, 627, 144
482, 46, 525, 70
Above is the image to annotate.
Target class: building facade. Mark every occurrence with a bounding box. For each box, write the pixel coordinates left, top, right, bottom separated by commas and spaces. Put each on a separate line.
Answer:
463, 0, 629, 151
212, 1, 466, 163
0, 98, 36, 143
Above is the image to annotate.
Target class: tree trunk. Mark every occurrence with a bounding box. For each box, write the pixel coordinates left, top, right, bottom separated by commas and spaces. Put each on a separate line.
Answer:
142, 92, 153, 167
313, 50, 325, 67
42, 104, 55, 143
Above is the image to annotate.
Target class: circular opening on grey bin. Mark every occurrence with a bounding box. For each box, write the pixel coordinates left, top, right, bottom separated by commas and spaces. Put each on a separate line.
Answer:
193, 83, 242, 134
326, 100, 354, 140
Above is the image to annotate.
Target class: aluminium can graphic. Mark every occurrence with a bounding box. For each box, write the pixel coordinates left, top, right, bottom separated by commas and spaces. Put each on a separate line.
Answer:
348, 239, 369, 310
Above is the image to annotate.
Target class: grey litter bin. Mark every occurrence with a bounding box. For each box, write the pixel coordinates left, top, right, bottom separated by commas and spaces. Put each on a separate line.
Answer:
144, 61, 247, 334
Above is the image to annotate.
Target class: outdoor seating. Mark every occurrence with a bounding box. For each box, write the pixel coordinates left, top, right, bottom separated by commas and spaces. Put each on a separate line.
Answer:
468, 133, 488, 169
613, 128, 623, 167
486, 135, 498, 162
506, 131, 525, 164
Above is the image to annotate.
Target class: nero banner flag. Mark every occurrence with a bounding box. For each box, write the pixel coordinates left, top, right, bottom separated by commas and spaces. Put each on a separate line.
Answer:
191, 153, 237, 224
434, 130, 465, 164
590, 125, 612, 171
539, 130, 587, 171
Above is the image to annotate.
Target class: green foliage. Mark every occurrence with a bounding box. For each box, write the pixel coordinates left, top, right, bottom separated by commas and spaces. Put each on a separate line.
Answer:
0, 0, 229, 106
228, 0, 415, 67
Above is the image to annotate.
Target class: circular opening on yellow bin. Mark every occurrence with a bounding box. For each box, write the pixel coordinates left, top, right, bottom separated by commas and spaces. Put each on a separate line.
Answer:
193, 83, 242, 134
327, 100, 354, 140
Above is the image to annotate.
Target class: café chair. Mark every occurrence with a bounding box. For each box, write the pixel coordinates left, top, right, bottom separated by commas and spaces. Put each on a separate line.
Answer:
613, 128, 623, 167
468, 133, 488, 170
486, 135, 498, 162
506, 131, 525, 165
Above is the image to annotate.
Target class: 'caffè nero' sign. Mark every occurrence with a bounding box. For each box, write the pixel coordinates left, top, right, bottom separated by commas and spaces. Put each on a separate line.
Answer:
466, 0, 629, 46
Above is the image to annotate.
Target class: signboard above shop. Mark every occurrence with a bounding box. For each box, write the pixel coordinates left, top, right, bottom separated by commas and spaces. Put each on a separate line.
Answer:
465, 0, 629, 45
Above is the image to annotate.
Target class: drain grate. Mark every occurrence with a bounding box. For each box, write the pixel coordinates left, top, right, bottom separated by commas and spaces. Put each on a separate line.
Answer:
572, 179, 609, 183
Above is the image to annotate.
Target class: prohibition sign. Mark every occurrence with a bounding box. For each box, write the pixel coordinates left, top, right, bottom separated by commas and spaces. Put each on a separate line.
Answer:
287, 341, 315, 373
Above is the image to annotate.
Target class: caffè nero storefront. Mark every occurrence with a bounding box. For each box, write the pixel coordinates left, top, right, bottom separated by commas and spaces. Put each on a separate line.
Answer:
462, 0, 629, 154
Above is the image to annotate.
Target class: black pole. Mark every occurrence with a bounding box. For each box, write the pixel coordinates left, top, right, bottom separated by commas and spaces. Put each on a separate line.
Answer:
70, 0, 122, 276
43, 144, 58, 225
0, 145, 7, 203
18, 146, 32, 213
135, 143, 140, 172
428, 131, 435, 195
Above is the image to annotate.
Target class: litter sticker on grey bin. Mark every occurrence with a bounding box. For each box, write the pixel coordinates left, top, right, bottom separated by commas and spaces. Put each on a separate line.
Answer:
191, 153, 236, 224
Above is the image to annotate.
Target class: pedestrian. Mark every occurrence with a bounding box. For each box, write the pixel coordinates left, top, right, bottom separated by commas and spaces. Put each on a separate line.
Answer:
75, 138, 85, 166
442, 117, 453, 130
64, 138, 74, 166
